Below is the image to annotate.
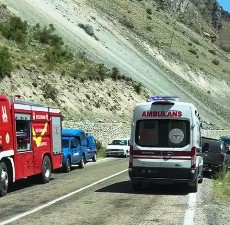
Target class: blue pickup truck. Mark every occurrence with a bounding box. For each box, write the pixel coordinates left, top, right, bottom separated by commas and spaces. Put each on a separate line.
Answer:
62, 128, 97, 172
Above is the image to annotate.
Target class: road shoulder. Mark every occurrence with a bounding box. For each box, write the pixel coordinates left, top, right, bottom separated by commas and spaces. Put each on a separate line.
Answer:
195, 176, 230, 225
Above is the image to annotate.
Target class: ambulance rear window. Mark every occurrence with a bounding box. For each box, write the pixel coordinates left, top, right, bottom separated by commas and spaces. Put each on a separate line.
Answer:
135, 119, 190, 147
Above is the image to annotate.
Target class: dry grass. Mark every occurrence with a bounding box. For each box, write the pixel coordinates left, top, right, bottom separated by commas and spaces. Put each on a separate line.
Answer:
213, 173, 230, 202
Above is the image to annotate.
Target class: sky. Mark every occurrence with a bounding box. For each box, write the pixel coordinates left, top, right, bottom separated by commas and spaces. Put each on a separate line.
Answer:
217, 0, 230, 12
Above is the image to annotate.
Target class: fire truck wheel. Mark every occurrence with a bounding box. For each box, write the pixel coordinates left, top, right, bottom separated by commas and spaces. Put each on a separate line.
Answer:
41, 156, 51, 183
0, 162, 8, 197
79, 156, 85, 169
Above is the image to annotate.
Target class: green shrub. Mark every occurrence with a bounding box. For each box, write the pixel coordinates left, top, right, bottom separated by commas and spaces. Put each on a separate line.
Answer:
44, 45, 73, 65
33, 23, 63, 46
0, 3, 7, 9
146, 26, 152, 32
147, 15, 152, 20
146, 8, 152, 15
213, 173, 230, 201
188, 47, 197, 55
119, 18, 134, 29
94, 102, 100, 108
0, 16, 28, 43
96, 140, 106, 157
121, 74, 126, 80
212, 59, 220, 65
208, 49, 216, 55
190, 37, 201, 45
125, 76, 132, 82
111, 67, 120, 80
134, 82, 142, 94
97, 63, 107, 76
0, 46, 13, 78
220, 45, 230, 53
42, 83, 58, 101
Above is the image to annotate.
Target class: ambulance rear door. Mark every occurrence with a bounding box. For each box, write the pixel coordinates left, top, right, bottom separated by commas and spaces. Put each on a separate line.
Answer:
159, 104, 192, 172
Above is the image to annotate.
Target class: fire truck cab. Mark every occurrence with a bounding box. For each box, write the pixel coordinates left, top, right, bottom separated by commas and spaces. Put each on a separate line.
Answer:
0, 94, 62, 197
129, 96, 203, 193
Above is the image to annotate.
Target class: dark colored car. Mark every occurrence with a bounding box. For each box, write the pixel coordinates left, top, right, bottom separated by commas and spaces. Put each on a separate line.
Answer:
201, 137, 229, 176
220, 136, 230, 151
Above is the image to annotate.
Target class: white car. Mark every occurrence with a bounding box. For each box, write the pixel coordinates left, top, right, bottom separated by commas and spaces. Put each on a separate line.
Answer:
106, 138, 130, 157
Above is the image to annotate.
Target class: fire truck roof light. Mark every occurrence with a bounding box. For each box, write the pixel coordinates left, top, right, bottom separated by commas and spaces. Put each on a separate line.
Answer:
148, 96, 180, 102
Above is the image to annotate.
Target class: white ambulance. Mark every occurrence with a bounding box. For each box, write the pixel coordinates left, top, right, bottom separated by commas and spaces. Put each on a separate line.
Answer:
128, 96, 203, 192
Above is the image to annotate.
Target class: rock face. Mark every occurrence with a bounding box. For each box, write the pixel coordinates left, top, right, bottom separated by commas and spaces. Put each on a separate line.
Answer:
78, 23, 95, 36
191, 0, 222, 29
153, 0, 223, 30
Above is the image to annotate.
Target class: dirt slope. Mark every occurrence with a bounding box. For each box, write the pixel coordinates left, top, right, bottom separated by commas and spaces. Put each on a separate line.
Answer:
1, 0, 229, 129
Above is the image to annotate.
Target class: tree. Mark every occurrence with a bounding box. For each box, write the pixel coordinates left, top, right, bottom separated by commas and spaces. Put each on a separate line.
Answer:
0, 46, 13, 78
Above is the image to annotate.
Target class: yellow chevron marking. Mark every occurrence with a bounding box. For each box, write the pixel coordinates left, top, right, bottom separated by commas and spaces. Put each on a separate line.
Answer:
32, 123, 48, 147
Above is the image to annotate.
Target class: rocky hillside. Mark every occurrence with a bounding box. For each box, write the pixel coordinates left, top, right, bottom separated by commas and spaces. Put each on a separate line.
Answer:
0, 0, 229, 144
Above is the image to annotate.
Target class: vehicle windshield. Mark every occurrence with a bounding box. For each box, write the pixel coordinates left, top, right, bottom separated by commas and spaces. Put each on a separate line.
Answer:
220, 137, 230, 145
110, 140, 128, 145
135, 119, 190, 147
62, 139, 69, 148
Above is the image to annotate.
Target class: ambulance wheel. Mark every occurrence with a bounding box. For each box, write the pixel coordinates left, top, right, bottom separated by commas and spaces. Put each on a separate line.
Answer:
131, 181, 142, 191
0, 162, 8, 197
64, 157, 71, 173
79, 156, 85, 169
92, 153, 97, 162
40, 156, 51, 183
188, 178, 198, 193
198, 170, 203, 184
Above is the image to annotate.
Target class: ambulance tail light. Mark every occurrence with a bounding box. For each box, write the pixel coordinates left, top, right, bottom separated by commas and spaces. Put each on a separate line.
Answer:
129, 145, 134, 155
191, 147, 197, 169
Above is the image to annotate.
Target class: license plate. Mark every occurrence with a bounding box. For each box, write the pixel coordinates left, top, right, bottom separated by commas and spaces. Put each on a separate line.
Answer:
141, 169, 158, 174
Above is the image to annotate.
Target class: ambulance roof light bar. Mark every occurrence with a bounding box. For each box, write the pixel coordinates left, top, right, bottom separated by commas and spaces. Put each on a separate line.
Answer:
148, 96, 180, 102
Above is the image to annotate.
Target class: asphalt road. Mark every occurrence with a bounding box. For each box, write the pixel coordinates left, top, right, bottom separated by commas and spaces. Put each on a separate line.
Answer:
0, 157, 198, 225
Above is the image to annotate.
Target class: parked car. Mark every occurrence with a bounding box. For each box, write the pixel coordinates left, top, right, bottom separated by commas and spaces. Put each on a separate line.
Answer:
220, 136, 230, 168
220, 136, 230, 152
86, 133, 97, 162
201, 137, 229, 176
62, 128, 97, 172
62, 130, 85, 173
106, 137, 130, 157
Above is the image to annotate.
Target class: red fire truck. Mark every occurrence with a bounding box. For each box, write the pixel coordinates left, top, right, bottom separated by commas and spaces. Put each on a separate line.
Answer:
0, 94, 63, 197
